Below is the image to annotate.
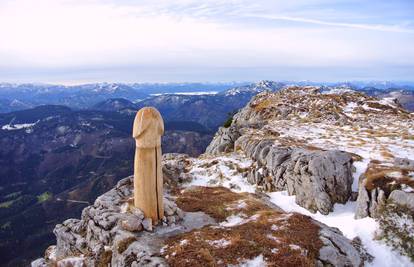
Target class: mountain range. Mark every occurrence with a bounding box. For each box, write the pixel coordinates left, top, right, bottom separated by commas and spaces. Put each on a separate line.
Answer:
1, 81, 413, 114
0, 80, 414, 266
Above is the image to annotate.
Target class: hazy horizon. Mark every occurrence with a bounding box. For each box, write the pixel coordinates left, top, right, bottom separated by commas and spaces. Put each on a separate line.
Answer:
1, 0, 413, 83
2, 79, 414, 87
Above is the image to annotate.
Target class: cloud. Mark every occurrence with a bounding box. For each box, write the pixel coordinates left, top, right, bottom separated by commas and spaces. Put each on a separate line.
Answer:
247, 14, 414, 33
0, 0, 413, 82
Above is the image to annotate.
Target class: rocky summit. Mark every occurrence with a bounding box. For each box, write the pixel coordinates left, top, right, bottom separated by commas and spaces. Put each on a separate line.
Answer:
33, 86, 414, 266
32, 161, 370, 267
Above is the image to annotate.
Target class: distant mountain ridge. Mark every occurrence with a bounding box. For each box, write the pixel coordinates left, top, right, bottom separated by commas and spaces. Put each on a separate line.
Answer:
0, 82, 247, 113
1, 80, 413, 113
91, 81, 284, 131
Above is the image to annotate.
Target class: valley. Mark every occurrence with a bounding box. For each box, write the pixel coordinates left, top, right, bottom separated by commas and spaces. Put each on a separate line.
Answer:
0, 81, 413, 266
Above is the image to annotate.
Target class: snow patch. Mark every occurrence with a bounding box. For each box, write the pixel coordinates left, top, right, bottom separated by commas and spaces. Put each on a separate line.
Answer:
266, 234, 280, 242
379, 97, 398, 108
271, 224, 279, 231
220, 215, 247, 227
231, 254, 266, 267
207, 238, 232, 248
268, 191, 413, 267
150, 91, 218, 96
1, 121, 38, 131
323, 88, 354, 95
289, 244, 301, 250
220, 214, 260, 227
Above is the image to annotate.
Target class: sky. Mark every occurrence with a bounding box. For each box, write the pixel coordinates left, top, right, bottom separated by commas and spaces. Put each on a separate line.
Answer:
0, 0, 413, 84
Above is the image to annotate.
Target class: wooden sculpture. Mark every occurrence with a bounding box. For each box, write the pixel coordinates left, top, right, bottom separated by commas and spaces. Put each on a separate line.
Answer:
132, 107, 164, 224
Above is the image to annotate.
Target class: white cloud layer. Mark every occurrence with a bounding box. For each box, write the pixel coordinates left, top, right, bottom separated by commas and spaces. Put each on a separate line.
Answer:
0, 0, 413, 82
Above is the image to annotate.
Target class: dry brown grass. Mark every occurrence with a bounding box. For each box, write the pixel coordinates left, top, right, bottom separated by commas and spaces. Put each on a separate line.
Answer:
402, 134, 414, 140
272, 136, 326, 152
348, 152, 363, 162
364, 162, 414, 193
380, 149, 395, 160
175, 186, 269, 221
165, 186, 324, 266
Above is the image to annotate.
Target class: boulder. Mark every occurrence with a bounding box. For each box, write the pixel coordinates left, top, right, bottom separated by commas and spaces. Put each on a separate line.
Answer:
237, 136, 354, 214
318, 227, 363, 267
205, 125, 241, 155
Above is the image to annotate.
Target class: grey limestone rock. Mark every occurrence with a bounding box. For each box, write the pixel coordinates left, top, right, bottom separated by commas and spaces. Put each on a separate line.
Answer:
355, 180, 371, 219
355, 179, 412, 219
207, 102, 355, 215
31, 258, 47, 267
121, 217, 143, 232
315, 221, 372, 267
318, 227, 363, 267
389, 190, 414, 210
42, 176, 184, 266
238, 136, 354, 214
162, 153, 192, 184
394, 157, 414, 168
205, 125, 241, 155
142, 218, 153, 231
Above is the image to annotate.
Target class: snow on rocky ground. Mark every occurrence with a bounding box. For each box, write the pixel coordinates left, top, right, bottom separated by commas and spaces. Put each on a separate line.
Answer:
187, 155, 255, 193
261, 118, 414, 195
150, 91, 218, 96
1, 120, 38, 132
183, 152, 413, 267
268, 192, 413, 267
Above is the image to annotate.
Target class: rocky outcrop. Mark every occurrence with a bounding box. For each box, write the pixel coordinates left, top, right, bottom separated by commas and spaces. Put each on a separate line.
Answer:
389, 190, 414, 210
162, 153, 192, 185
32, 155, 372, 267
205, 125, 241, 155
205, 86, 414, 218
355, 158, 414, 219
242, 138, 353, 214
355, 175, 414, 222
32, 177, 184, 267
207, 130, 354, 215
355, 182, 387, 219
161, 185, 371, 267
317, 228, 369, 267
203, 88, 364, 215
375, 197, 414, 261
354, 157, 414, 261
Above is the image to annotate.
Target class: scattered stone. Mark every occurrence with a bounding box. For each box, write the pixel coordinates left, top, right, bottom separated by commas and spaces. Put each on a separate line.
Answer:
394, 157, 414, 168
130, 206, 145, 219
162, 153, 192, 184
167, 216, 176, 225
389, 190, 414, 210
57, 256, 86, 267
33, 175, 369, 267
142, 218, 153, 231
121, 217, 143, 232
34, 176, 183, 266
31, 258, 47, 267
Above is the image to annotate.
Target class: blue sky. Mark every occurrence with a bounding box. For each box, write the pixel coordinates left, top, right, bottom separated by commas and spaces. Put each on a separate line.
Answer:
0, 0, 413, 84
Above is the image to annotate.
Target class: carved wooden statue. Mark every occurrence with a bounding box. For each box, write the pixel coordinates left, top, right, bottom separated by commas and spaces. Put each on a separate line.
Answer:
132, 107, 164, 223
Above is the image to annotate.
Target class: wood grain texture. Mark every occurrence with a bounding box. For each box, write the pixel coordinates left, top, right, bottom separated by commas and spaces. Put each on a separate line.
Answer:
133, 107, 164, 223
